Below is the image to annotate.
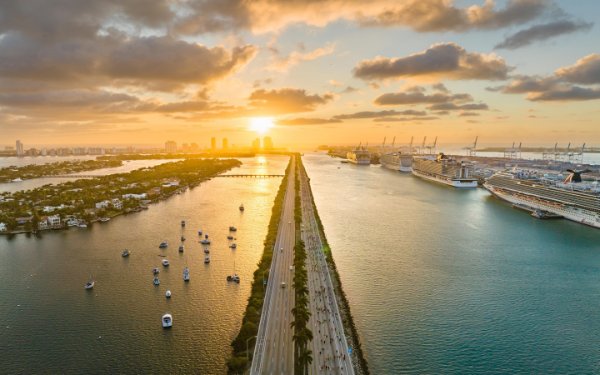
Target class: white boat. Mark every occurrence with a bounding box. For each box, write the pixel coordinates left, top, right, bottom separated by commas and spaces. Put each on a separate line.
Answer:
204, 255, 210, 264
153, 276, 160, 285
381, 151, 413, 172
165, 290, 172, 298
162, 313, 173, 328
121, 249, 130, 257
183, 267, 190, 281
159, 241, 168, 249
84, 277, 95, 290
78, 222, 88, 228
153, 267, 160, 275
162, 259, 169, 267
11, 178, 23, 182
227, 274, 240, 283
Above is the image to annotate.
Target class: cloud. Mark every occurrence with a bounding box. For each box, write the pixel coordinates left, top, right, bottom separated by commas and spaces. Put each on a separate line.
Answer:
267, 43, 335, 72
527, 86, 600, 101
428, 103, 489, 111
555, 54, 600, 84
495, 20, 593, 49
359, 0, 548, 32
354, 43, 511, 81
341, 86, 358, 94
374, 91, 472, 105
333, 110, 427, 120
248, 88, 334, 114
373, 116, 439, 122
277, 117, 342, 126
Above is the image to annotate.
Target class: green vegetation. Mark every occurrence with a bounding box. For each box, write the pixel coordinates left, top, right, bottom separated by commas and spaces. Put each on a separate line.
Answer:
227, 157, 291, 374
0, 159, 122, 182
296, 156, 370, 375
0, 159, 240, 234
98, 152, 256, 161
292, 153, 313, 374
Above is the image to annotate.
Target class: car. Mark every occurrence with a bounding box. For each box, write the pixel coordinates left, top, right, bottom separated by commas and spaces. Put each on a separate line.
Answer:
289, 266, 294, 271
281, 282, 286, 288
280, 247, 283, 252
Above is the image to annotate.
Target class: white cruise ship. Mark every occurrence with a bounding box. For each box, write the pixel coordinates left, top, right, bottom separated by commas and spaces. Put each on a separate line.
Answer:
412, 153, 477, 188
381, 151, 413, 172
484, 169, 600, 229
346, 146, 371, 165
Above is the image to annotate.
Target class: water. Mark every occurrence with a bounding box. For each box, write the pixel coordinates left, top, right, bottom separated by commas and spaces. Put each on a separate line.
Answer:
0, 159, 179, 193
303, 153, 600, 374
0, 155, 289, 374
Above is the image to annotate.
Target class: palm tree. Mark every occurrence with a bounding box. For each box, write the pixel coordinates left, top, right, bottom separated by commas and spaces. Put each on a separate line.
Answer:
298, 348, 313, 375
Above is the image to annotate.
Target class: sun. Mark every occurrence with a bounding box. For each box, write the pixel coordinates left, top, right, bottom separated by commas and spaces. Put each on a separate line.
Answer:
249, 117, 274, 135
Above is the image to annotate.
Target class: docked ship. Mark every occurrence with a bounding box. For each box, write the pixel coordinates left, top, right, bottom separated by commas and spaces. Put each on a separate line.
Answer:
412, 153, 477, 188
346, 145, 371, 165
381, 151, 413, 172
484, 169, 600, 229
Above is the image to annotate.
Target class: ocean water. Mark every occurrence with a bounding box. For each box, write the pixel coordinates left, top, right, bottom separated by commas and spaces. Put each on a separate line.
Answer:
0, 155, 289, 374
303, 153, 600, 374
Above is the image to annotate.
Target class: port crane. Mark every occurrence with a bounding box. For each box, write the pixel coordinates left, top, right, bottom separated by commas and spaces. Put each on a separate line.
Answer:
425, 136, 438, 155
465, 136, 478, 156
504, 141, 522, 159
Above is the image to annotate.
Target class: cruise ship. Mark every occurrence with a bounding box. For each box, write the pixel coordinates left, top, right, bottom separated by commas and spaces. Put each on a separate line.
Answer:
346, 145, 371, 165
381, 151, 413, 172
484, 169, 600, 229
412, 153, 478, 188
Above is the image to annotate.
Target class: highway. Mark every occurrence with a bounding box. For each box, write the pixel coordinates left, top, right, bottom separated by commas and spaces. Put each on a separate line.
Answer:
251, 157, 296, 375
299, 163, 355, 375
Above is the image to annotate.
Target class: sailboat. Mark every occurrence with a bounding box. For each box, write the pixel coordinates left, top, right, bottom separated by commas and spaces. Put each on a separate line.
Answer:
226, 261, 240, 283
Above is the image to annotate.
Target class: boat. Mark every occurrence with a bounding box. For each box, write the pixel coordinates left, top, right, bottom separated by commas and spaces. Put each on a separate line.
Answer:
183, 267, 190, 281
159, 241, 168, 248
162, 259, 169, 267
178, 244, 184, 252
165, 290, 172, 298
229, 226, 237, 232
180, 235, 185, 242
11, 177, 23, 182
412, 153, 478, 188
121, 249, 130, 257
153, 267, 160, 275
204, 248, 210, 254
239, 204, 244, 212
484, 169, 600, 228
531, 209, 563, 220
346, 144, 371, 165
84, 276, 95, 290
226, 274, 240, 283
230, 243, 237, 249
204, 255, 210, 264
200, 236, 211, 245
381, 151, 413, 172
227, 235, 234, 240
162, 313, 173, 328
197, 230, 203, 236
99, 217, 110, 223
181, 220, 185, 227
153, 276, 160, 285
78, 222, 88, 228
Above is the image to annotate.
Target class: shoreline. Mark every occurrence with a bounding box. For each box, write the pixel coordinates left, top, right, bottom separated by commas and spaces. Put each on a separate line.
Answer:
298, 156, 370, 375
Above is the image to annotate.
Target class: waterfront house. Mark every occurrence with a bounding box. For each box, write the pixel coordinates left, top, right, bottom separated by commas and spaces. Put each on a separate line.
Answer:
95, 200, 110, 209
122, 193, 147, 200
147, 187, 161, 196
0, 222, 7, 232
47, 214, 61, 228
111, 198, 123, 210
38, 217, 50, 230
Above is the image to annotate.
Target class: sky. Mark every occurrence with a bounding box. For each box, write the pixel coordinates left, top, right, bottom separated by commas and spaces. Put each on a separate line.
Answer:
0, 0, 599, 149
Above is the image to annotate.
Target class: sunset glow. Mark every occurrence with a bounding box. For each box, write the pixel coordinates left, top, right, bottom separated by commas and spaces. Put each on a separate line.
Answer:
249, 117, 274, 135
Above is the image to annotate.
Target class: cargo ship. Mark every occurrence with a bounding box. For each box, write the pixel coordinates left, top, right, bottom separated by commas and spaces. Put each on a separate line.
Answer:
412, 153, 477, 188
484, 169, 600, 229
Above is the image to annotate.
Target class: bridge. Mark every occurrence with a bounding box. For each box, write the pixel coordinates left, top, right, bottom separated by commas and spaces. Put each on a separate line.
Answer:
215, 174, 284, 178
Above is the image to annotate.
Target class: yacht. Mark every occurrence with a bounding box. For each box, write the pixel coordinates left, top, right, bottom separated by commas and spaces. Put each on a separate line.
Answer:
162, 259, 170, 267
180, 235, 185, 242
162, 313, 173, 328
99, 217, 110, 223
165, 290, 172, 298
204, 248, 210, 254
229, 226, 237, 232
178, 244, 184, 252
239, 204, 245, 212
121, 249, 130, 257
230, 243, 237, 249
78, 222, 88, 228
181, 220, 185, 228
84, 277, 95, 290
200, 234, 211, 245
197, 229, 203, 236
153, 267, 160, 275
227, 274, 240, 283
153, 276, 160, 285
159, 241, 168, 249
227, 235, 234, 240
11, 178, 23, 182
183, 267, 190, 281
204, 255, 210, 264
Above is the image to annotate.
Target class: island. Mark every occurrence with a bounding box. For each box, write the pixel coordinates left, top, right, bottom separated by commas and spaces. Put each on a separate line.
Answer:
0, 158, 241, 234
0, 159, 123, 183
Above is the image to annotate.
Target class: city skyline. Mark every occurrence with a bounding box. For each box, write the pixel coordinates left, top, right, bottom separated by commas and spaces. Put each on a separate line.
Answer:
0, 1, 599, 148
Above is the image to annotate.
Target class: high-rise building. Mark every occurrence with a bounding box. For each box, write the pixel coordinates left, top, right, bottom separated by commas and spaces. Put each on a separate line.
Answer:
16, 140, 24, 156
211, 137, 216, 151
191, 142, 199, 152
165, 140, 177, 154
252, 138, 261, 150
263, 136, 273, 150
222, 138, 228, 149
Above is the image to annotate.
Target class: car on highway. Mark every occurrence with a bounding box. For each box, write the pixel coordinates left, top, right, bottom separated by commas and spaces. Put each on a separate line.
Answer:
281, 282, 286, 288
280, 247, 283, 252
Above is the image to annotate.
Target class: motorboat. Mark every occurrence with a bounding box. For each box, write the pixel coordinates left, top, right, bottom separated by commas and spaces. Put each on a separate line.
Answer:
178, 245, 184, 252
159, 241, 168, 249
229, 226, 237, 232
181, 220, 185, 227
204, 255, 210, 264
200, 239, 211, 245
153, 276, 160, 285
197, 230, 203, 236
227, 274, 240, 283
203, 248, 210, 254
121, 249, 130, 257
165, 290, 172, 298
162, 259, 170, 267
227, 235, 234, 240
11, 178, 23, 182
239, 204, 244, 212
78, 223, 88, 228
183, 267, 190, 281
153, 267, 160, 275
99, 217, 110, 223
230, 243, 237, 249
162, 313, 173, 328
84, 278, 95, 290
180, 235, 185, 242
